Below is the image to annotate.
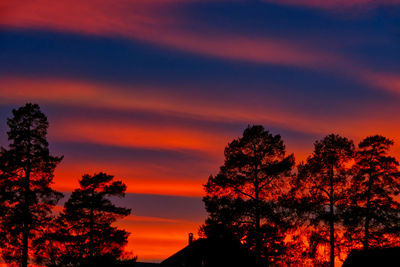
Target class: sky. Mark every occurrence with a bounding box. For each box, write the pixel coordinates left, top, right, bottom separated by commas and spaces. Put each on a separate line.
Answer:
1, 0, 400, 263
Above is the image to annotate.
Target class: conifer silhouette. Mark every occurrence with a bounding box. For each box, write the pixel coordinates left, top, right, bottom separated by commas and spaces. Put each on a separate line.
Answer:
344, 135, 400, 250
293, 134, 354, 267
204, 125, 294, 265
45, 172, 132, 266
0, 103, 63, 266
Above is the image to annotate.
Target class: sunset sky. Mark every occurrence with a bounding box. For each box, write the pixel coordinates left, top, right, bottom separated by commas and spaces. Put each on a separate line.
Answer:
1, 0, 400, 263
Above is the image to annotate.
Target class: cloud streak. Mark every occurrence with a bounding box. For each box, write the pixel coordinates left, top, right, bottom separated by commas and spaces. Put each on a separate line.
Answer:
0, 0, 342, 69
54, 160, 209, 196
2, 75, 400, 164
2, 1, 400, 102
0, 76, 367, 137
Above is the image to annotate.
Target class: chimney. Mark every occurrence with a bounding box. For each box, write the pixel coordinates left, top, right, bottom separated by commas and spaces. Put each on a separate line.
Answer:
188, 233, 193, 245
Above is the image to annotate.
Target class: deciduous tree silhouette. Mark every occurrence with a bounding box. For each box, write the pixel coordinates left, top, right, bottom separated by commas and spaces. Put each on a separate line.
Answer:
292, 134, 354, 267
203, 125, 294, 265
344, 135, 400, 250
0, 103, 63, 266
41, 172, 132, 266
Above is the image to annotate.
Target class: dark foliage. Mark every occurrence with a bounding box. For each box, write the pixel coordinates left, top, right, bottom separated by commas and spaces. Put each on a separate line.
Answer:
2, 104, 400, 266
0, 103, 63, 266
35, 172, 134, 266
343, 135, 400, 250
291, 134, 354, 266
203, 125, 294, 265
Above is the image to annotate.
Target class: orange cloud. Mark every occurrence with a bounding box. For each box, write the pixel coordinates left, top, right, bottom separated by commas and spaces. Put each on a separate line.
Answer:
50, 118, 226, 154
53, 161, 207, 197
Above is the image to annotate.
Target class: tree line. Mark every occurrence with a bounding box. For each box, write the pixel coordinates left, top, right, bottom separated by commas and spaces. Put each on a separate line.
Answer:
2, 103, 400, 267
201, 125, 400, 266
0, 104, 134, 266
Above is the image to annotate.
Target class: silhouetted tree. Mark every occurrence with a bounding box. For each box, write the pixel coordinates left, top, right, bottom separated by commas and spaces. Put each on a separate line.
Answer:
292, 134, 354, 267
343, 135, 400, 250
38, 172, 132, 266
0, 103, 63, 266
197, 218, 258, 267
203, 125, 294, 265
0, 148, 14, 243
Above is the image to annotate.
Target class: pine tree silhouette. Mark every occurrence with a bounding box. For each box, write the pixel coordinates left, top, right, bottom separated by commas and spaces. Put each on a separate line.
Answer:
0, 103, 63, 266
204, 125, 294, 265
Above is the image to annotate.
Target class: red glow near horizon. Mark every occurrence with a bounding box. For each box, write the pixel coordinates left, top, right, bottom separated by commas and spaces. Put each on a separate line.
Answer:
117, 215, 202, 262
54, 167, 206, 197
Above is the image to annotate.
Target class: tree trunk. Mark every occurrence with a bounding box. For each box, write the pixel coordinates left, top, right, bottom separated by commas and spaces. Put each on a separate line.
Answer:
255, 182, 261, 265
22, 125, 32, 267
253, 157, 262, 266
364, 172, 373, 251
89, 191, 94, 265
22, 168, 30, 267
329, 165, 335, 267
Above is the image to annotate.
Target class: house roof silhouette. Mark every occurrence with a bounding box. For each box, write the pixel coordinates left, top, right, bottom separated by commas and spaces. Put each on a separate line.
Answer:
343, 247, 400, 267
161, 238, 209, 267
161, 234, 258, 267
